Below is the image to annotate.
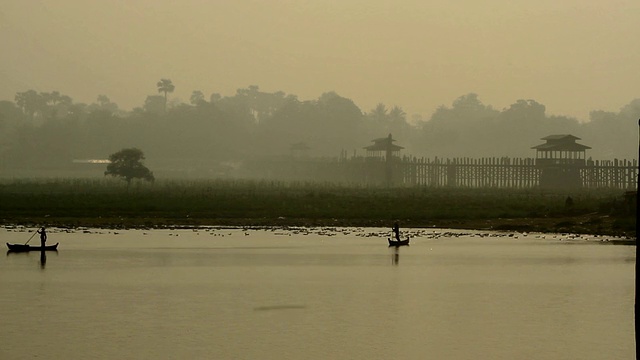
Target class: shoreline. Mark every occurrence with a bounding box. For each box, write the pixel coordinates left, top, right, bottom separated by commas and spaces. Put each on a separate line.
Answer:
2, 213, 635, 243
0, 180, 634, 242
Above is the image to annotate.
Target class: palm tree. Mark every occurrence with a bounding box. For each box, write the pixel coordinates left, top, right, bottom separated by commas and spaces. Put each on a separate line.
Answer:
156, 79, 175, 112
369, 103, 388, 124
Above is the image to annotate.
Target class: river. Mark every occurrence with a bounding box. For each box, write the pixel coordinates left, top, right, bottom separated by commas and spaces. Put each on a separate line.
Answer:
0, 226, 635, 359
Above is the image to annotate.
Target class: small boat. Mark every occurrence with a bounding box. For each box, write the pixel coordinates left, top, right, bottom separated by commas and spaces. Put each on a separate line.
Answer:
6, 243, 59, 252
388, 238, 410, 247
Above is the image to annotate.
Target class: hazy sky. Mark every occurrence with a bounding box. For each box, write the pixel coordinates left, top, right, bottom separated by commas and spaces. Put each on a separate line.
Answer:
1, 0, 638, 121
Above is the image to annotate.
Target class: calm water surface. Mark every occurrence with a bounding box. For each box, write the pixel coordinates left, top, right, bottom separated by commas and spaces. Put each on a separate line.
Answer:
0, 227, 635, 360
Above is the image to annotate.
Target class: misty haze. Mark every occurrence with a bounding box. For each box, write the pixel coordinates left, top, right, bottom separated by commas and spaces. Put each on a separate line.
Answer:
0, 1, 636, 360
1, 87, 638, 179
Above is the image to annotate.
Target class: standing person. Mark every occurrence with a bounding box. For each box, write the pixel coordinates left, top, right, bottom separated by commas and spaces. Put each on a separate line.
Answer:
392, 222, 400, 241
37, 227, 47, 247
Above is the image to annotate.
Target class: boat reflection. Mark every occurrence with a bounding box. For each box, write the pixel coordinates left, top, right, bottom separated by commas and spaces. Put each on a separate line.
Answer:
40, 250, 47, 269
5, 248, 57, 270
391, 246, 400, 265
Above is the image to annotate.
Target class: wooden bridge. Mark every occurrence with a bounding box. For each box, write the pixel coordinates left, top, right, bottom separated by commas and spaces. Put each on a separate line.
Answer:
248, 155, 637, 190
250, 134, 637, 189
396, 156, 636, 189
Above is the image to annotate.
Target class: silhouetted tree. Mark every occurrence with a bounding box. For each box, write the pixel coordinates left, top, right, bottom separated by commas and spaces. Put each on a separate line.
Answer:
86, 95, 119, 114
42, 91, 72, 107
156, 79, 175, 112
367, 103, 388, 128
232, 85, 289, 123
362, 103, 389, 142
257, 91, 363, 155
97, 95, 110, 107
584, 99, 640, 158
14, 90, 46, 120
416, 93, 500, 157
388, 105, 410, 138
2, 85, 638, 178
144, 95, 165, 114
105, 148, 155, 186
190, 90, 206, 106
0, 100, 24, 128
315, 92, 363, 153
501, 99, 546, 123
40, 91, 73, 119
370, 103, 388, 119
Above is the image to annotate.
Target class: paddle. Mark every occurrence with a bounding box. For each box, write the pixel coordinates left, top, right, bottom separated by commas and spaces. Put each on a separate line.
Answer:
24, 228, 39, 245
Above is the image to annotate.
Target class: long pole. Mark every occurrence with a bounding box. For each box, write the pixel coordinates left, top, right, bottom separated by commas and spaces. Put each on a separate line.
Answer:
24, 228, 39, 245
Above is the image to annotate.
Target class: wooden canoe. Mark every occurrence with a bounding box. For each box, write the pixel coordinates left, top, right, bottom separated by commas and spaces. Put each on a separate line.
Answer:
388, 238, 410, 247
6, 243, 59, 252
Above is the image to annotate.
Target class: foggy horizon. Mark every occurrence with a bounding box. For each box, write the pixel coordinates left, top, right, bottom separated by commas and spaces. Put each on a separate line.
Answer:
2, 0, 638, 122
1, 3, 636, 358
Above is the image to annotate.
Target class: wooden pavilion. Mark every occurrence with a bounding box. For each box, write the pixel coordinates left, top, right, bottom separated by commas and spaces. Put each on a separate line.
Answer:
531, 135, 591, 188
364, 134, 404, 160
531, 135, 591, 166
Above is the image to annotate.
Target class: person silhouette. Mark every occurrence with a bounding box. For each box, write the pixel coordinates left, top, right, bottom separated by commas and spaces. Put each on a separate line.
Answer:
392, 222, 400, 241
37, 227, 47, 248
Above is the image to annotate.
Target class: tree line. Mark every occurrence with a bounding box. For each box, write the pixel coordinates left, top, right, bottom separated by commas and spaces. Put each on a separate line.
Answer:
0, 80, 637, 177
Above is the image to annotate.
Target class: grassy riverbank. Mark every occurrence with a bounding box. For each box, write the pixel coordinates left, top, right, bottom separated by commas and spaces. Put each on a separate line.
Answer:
0, 178, 635, 238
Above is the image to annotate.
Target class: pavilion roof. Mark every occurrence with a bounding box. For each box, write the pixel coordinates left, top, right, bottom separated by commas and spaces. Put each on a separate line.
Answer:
532, 142, 591, 151
531, 134, 591, 151
540, 134, 581, 141
364, 134, 404, 151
